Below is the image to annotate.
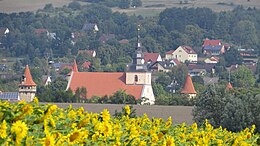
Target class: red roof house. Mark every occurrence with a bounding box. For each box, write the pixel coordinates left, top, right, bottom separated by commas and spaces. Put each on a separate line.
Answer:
144, 52, 162, 63
202, 39, 221, 47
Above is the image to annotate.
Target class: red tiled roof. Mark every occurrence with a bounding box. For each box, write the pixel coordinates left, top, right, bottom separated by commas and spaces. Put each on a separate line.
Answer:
119, 39, 129, 44
68, 72, 143, 99
181, 74, 196, 94
20, 65, 36, 86
73, 60, 78, 72
182, 46, 197, 54
171, 59, 181, 65
82, 61, 91, 69
203, 39, 221, 47
166, 50, 175, 54
144, 52, 160, 63
226, 82, 233, 90
35, 29, 48, 35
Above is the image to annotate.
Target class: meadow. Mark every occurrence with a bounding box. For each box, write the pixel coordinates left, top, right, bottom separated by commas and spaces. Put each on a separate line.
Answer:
0, 0, 260, 16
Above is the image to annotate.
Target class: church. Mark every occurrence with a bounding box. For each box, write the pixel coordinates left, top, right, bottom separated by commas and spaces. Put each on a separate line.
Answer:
66, 27, 155, 104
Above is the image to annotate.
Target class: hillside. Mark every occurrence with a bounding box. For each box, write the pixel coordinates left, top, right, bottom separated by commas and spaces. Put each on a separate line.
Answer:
0, 0, 259, 16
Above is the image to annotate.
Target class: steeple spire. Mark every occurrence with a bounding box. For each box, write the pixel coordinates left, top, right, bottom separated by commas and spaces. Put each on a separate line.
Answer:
136, 24, 141, 50
73, 60, 78, 72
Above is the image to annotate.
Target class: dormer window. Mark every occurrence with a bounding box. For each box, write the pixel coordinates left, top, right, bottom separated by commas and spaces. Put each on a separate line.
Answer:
135, 75, 138, 82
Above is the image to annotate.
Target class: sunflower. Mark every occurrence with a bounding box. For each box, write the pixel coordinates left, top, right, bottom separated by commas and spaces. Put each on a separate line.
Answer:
0, 120, 8, 139
11, 120, 28, 145
101, 109, 110, 122
124, 105, 131, 115
41, 134, 55, 146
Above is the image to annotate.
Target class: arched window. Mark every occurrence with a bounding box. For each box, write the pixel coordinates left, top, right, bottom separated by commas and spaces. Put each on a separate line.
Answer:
135, 75, 138, 82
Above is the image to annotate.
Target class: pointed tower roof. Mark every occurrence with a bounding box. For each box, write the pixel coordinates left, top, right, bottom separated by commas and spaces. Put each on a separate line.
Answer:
181, 74, 196, 94
226, 82, 233, 90
73, 60, 78, 72
20, 65, 36, 86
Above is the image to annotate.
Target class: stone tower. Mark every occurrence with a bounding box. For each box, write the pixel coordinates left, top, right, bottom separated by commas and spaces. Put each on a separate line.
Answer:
19, 65, 37, 102
181, 74, 197, 98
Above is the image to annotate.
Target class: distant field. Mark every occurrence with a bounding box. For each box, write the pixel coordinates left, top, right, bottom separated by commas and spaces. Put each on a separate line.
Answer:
0, 0, 73, 13
0, 0, 259, 15
51, 103, 194, 125
114, 0, 260, 17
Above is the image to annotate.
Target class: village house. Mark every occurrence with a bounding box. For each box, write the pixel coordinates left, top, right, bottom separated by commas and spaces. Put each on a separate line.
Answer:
0, 27, 9, 37
78, 50, 96, 58
81, 22, 99, 32
34, 28, 56, 39
144, 52, 162, 64
202, 39, 228, 56
148, 59, 180, 73
165, 46, 197, 63
204, 56, 219, 64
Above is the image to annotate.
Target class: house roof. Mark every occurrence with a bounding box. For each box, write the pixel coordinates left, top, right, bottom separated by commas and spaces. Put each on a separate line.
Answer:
78, 50, 95, 56
73, 60, 78, 72
0, 92, 19, 100
181, 74, 196, 94
35, 29, 48, 35
182, 46, 197, 54
119, 39, 129, 44
226, 82, 233, 90
170, 59, 181, 65
0, 27, 8, 36
166, 50, 175, 54
144, 52, 160, 63
20, 65, 36, 86
203, 45, 222, 51
99, 34, 115, 43
188, 64, 215, 73
203, 39, 221, 47
82, 61, 91, 69
67, 72, 143, 99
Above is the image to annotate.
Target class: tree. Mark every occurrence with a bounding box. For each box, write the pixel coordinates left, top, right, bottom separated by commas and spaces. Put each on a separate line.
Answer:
119, 0, 130, 9
223, 48, 243, 67
232, 20, 258, 49
68, 1, 81, 10
193, 85, 227, 127
231, 65, 256, 88
131, 0, 142, 7
110, 90, 137, 104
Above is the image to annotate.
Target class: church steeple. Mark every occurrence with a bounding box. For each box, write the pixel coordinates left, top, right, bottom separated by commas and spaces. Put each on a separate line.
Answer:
129, 25, 147, 72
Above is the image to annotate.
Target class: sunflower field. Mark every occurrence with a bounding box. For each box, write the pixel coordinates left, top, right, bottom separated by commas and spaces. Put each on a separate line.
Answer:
0, 98, 259, 145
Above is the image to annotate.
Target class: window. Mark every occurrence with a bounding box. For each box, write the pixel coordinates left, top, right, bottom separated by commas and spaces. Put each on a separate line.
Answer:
135, 75, 138, 82
179, 50, 182, 52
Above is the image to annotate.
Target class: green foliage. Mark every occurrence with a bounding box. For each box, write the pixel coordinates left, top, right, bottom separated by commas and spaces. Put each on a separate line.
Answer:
193, 85, 260, 132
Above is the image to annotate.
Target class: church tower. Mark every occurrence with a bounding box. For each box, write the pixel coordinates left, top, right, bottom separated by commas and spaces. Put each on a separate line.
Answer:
181, 74, 197, 98
126, 25, 155, 104
128, 25, 147, 72
19, 65, 37, 102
